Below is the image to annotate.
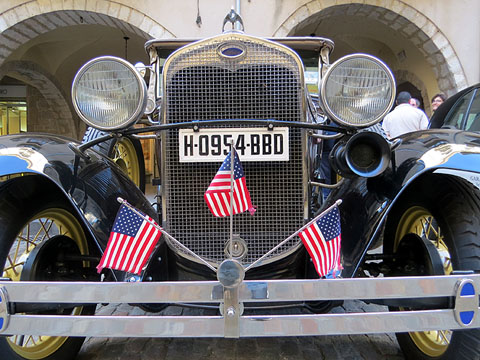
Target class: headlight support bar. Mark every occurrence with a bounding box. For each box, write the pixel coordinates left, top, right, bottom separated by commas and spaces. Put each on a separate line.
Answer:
122, 119, 351, 136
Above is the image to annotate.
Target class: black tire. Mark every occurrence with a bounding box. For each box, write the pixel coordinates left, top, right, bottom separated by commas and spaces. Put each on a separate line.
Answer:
385, 175, 480, 360
0, 192, 95, 360
82, 127, 146, 192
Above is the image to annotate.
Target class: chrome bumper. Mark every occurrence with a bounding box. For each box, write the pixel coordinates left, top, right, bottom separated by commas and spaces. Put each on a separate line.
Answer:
0, 275, 479, 338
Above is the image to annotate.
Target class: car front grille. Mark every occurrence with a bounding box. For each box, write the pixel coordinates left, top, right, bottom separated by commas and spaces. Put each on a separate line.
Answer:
162, 34, 306, 267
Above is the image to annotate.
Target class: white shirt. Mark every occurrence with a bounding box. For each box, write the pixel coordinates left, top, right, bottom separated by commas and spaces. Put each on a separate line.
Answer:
382, 103, 429, 139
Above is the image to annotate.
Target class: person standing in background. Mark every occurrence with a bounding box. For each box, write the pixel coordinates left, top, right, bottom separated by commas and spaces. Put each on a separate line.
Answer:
431, 93, 446, 113
382, 91, 429, 139
409, 97, 421, 108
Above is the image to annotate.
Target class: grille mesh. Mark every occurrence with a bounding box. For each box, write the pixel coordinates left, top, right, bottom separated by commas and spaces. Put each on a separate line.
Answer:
163, 35, 305, 266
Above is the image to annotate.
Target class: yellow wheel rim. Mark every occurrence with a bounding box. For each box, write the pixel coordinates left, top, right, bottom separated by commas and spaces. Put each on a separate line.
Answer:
111, 138, 141, 187
2, 208, 88, 359
394, 206, 452, 357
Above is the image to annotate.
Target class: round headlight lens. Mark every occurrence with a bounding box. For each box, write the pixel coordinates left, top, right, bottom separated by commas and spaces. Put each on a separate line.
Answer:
321, 54, 395, 128
72, 56, 147, 131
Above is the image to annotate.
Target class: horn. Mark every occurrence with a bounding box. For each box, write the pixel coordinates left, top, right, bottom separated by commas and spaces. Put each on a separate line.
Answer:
330, 132, 391, 178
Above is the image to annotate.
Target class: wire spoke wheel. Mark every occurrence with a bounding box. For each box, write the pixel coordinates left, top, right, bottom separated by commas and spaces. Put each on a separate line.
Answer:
394, 206, 452, 357
2, 208, 89, 360
386, 176, 480, 360
111, 137, 142, 188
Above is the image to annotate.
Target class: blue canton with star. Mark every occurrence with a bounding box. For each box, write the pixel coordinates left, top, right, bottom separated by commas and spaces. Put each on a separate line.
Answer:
316, 207, 341, 240
218, 151, 245, 180
112, 206, 144, 237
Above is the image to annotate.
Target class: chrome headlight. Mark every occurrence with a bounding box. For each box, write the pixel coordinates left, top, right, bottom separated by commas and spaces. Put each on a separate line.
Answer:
72, 56, 147, 131
321, 54, 395, 128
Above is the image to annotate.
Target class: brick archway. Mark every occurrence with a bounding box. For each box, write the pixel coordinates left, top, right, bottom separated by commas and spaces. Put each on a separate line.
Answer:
274, 0, 466, 96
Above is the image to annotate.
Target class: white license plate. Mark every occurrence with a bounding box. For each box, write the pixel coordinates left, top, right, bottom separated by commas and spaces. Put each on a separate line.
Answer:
178, 127, 289, 162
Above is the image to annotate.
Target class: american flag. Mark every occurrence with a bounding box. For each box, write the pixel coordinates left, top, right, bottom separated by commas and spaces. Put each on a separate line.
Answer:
204, 150, 255, 217
299, 206, 342, 278
96, 204, 161, 275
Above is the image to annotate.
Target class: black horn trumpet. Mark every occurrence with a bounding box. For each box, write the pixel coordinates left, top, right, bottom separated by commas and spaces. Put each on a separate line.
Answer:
329, 131, 391, 178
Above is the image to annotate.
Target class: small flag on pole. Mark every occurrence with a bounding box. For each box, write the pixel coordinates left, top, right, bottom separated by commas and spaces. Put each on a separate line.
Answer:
299, 205, 342, 278
204, 150, 256, 217
97, 204, 161, 275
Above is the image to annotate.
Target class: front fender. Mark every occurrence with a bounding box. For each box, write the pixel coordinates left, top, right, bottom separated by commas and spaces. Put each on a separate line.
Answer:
0, 133, 161, 280
386, 129, 480, 192
328, 129, 480, 276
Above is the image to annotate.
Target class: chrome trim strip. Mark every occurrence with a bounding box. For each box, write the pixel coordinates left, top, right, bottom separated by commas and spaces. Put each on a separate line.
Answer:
2, 275, 480, 303
3, 281, 221, 303
241, 309, 480, 337
245, 275, 480, 302
2, 309, 479, 338
5, 315, 225, 337
302, 126, 309, 221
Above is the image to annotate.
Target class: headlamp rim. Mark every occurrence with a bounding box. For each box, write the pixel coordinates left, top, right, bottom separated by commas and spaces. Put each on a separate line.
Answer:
71, 55, 147, 131
320, 53, 396, 128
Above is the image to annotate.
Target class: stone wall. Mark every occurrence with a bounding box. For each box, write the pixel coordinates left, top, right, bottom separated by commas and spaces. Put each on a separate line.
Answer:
26, 85, 81, 138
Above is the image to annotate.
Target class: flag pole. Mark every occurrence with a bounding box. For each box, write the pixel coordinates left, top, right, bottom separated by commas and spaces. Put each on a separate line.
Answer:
229, 141, 235, 259
244, 199, 342, 271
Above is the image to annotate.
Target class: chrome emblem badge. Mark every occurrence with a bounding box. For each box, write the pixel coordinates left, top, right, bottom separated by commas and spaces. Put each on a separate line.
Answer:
454, 279, 478, 327
218, 43, 246, 59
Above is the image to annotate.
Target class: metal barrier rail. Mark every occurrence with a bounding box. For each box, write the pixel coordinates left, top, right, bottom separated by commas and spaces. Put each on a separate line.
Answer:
2, 275, 479, 303
0, 274, 478, 338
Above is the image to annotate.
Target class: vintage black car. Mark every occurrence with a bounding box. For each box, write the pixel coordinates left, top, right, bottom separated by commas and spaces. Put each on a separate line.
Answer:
1, 12, 480, 360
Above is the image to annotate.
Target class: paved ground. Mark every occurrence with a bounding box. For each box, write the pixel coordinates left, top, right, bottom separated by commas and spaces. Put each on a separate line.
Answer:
77, 300, 405, 360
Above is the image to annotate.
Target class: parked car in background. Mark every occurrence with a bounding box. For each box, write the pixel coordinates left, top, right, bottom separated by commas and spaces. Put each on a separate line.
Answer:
428, 83, 480, 189
430, 83, 480, 131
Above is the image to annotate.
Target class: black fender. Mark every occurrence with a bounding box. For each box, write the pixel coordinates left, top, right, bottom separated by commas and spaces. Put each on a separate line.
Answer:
326, 129, 480, 277
0, 133, 166, 281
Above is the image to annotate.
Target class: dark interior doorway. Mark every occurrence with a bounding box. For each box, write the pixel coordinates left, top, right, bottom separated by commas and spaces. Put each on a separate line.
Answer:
397, 82, 424, 110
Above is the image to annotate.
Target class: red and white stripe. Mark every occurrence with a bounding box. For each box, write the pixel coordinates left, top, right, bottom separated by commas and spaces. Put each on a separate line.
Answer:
204, 171, 250, 217
97, 216, 161, 275
299, 221, 341, 277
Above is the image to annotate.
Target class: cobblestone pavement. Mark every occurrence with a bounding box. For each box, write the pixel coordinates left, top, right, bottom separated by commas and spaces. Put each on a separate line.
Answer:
77, 300, 405, 360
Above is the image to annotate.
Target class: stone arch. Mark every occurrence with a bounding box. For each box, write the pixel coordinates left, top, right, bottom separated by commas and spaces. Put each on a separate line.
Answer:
274, 0, 467, 96
0, 1, 175, 68
0, 1, 175, 138
0, 60, 77, 137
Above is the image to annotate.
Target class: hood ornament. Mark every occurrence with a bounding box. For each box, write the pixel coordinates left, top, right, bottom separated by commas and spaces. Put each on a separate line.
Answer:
222, 8, 244, 32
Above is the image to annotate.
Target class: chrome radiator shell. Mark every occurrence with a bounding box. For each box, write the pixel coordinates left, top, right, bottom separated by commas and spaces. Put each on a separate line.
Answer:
160, 33, 309, 267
